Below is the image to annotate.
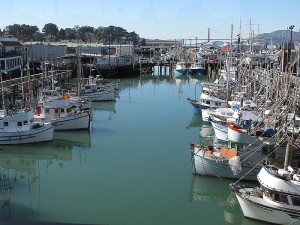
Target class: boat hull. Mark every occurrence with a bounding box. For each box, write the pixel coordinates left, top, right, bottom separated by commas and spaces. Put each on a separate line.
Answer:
191, 150, 260, 181
234, 187, 300, 225
211, 120, 228, 141
81, 90, 116, 101
53, 112, 90, 130
187, 98, 201, 114
228, 124, 263, 145
0, 123, 54, 145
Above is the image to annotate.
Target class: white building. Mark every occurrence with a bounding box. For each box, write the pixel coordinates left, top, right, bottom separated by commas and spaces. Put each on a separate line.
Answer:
0, 37, 23, 73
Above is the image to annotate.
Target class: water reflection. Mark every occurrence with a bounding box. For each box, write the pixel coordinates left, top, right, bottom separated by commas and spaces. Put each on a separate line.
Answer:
199, 123, 214, 138
189, 175, 243, 225
0, 130, 91, 221
54, 130, 91, 148
186, 114, 202, 130
92, 101, 116, 113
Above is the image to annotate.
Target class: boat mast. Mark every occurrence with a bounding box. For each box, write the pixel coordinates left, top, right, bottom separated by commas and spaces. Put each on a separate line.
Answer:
77, 46, 82, 97
226, 24, 234, 106
0, 72, 5, 110
27, 62, 32, 108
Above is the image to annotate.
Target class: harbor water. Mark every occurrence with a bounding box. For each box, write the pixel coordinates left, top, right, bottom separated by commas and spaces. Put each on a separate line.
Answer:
0, 67, 266, 225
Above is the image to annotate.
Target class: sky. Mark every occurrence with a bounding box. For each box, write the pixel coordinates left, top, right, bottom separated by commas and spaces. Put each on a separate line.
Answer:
0, 0, 300, 41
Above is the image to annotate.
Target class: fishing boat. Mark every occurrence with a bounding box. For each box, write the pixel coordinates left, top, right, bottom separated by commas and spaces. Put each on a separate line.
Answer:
80, 85, 116, 101
189, 138, 286, 181
230, 162, 300, 224
35, 95, 90, 131
174, 60, 188, 75
188, 60, 205, 76
0, 108, 54, 144
209, 108, 261, 142
209, 118, 228, 142
85, 75, 119, 90
186, 98, 202, 114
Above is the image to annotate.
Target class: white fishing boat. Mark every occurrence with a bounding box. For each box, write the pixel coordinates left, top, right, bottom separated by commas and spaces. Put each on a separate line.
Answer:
189, 138, 286, 181
86, 75, 119, 90
0, 108, 54, 144
174, 60, 188, 75
80, 85, 116, 101
35, 96, 90, 131
208, 107, 260, 141
209, 118, 228, 142
231, 163, 300, 224
42, 89, 92, 111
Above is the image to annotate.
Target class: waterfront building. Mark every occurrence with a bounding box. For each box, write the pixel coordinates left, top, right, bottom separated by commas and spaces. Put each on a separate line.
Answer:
0, 36, 23, 73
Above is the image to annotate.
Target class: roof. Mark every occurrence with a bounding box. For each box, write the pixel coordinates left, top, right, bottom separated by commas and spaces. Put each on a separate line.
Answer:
0, 41, 23, 47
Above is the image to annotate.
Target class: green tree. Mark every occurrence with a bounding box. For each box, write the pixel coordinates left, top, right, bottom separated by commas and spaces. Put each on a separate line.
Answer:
5, 24, 39, 37
42, 23, 59, 40
58, 28, 66, 40
65, 28, 77, 40
78, 26, 95, 41
128, 31, 140, 46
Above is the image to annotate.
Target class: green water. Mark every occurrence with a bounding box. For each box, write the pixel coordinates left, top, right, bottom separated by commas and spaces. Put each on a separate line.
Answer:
0, 71, 266, 225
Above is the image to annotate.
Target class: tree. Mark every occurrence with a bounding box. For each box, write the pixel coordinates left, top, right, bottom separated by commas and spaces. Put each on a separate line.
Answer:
128, 31, 140, 46
65, 28, 77, 40
5, 24, 39, 37
74, 26, 94, 42
42, 23, 59, 40
139, 38, 146, 46
58, 28, 66, 40
21, 24, 39, 37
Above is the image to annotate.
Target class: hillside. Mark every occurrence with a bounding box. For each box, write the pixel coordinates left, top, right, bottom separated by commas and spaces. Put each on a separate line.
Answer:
257, 30, 299, 45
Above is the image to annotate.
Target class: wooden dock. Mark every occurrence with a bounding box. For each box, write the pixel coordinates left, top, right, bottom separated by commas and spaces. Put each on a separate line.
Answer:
0, 70, 72, 107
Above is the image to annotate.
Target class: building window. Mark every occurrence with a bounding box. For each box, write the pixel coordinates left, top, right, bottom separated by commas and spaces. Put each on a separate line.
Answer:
23, 120, 28, 125
3, 122, 8, 127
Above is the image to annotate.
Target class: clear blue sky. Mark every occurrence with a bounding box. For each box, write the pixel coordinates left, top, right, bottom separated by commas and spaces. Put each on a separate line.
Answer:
0, 0, 299, 41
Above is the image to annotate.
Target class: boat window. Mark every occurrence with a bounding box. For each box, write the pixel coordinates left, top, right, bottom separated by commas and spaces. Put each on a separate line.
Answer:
272, 193, 288, 204
221, 112, 225, 115
55, 109, 59, 113
61, 108, 64, 113
23, 120, 28, 125
3, 122, 8, 127
205, 101, 210, 104
291, 196, 300, 206
17, 122, 22, 127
